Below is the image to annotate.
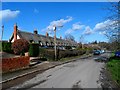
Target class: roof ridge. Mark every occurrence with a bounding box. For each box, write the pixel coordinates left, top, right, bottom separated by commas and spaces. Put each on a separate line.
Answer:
17, 30, 63, 40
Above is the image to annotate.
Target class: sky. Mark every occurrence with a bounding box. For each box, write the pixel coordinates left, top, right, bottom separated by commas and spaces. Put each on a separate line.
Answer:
1, 2, 116, 43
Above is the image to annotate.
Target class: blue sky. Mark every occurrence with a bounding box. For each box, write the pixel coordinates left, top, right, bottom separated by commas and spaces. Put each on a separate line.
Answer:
1, 2, 115, 43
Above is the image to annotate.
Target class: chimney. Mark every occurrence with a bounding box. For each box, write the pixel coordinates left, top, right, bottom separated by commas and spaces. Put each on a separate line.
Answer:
34, 29, 38, 34
60, 36, 62, 39
14, 23, 18, 41
46, 32, 49, 37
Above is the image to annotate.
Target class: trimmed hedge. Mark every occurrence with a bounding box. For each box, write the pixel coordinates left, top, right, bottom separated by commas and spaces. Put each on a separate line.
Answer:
65, 46, 72, 50
2, 56, 30, 73
38, 48, 86, 61
29, 44, 39, 57
58, 49, 86, 59
0, 42, 13, 53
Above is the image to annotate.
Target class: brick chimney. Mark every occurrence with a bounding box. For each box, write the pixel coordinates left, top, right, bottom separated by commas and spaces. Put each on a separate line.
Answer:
46, 32, 49, 37
34, 29, 38, 34
14, 23, 18, 41
60, 36, 62, 39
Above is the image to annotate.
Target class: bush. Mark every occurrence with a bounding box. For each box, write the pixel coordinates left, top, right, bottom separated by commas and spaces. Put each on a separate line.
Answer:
65, 46, 72, 50
12, 39, 29, 55
29, 44, 39, 57
0, 42, 13, 53
45, 50, 55, 60
58, 49, 86, 60
38, 48, 87, 61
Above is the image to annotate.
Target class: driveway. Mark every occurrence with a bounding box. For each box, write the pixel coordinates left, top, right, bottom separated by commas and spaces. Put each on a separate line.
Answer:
9, 54, 110, 89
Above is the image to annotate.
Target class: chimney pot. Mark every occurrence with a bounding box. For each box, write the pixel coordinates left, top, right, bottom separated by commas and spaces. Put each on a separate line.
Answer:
46, 32, 49, 37
34, 30, 38, 34
60, 36, 62, 39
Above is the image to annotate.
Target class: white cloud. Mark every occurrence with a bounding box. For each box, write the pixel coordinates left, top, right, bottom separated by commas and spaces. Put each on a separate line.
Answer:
47, 16, 73, 30
72, 22, 85, 30
83, 26, 93, 35
65, 22, 85, 34
0, 9, 20, 21
99, 31, 106, 35
93, 19, 116, 31
42, 16, 73, 32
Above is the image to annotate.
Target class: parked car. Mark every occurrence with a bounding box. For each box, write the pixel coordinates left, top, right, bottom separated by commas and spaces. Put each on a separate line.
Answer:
115, 51, 120, 58
93, 50, 100, 55
101, 50, 105, 53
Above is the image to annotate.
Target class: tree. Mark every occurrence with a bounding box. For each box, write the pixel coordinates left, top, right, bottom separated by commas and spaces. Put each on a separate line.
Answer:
103, 1, 120, 50
91, 40, 97, 44
12, 39, 29, 55
79, 35, 84, 43
64, 34, 75, 42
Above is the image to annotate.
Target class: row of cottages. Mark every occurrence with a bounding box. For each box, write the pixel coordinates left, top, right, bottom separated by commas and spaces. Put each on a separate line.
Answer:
9, 24, 78, 48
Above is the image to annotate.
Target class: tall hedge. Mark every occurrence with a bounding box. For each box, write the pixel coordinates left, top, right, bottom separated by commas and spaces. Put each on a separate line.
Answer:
29, 44, 39, 57
0, 42, 13, 53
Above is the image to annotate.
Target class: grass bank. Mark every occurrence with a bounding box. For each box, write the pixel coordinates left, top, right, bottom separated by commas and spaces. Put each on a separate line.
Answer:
107, 59, 120, 86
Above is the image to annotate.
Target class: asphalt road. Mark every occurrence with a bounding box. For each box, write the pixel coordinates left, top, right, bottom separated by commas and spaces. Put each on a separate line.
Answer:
9, 53, 110, 89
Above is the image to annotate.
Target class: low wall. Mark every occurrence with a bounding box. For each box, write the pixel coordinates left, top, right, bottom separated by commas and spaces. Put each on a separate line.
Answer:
2, 56, 30, 73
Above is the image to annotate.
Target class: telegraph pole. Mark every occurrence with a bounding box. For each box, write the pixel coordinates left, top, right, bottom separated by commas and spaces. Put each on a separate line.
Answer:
1, 25, 4, 40
53, 26, 57, 60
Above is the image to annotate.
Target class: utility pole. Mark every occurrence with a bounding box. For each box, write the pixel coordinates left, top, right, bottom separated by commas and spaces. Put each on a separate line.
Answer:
1, 25, 4, 40
53, 26, 57, 60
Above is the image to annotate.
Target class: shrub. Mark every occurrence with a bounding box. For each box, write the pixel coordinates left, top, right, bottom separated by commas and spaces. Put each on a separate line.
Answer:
38, 48, 87, 61
12, 39, 29, 55
29, 43, 39, 57
43, 49, 55, 60
0, 42, 13, 53
65, 46, 72, 50
39, 48, 46, 57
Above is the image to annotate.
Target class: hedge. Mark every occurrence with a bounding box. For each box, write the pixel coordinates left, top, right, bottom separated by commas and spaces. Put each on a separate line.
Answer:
38, 48, 86, 61
29, 44, 39, 57
2, 56, 30, 73
0, 42, 13, 53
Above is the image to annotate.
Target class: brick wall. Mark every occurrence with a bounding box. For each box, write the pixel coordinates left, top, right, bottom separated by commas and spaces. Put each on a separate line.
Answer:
2, 56, 30, 73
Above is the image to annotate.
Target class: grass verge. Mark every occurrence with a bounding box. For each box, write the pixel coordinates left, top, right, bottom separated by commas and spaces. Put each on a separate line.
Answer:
107, 59, 120, 86
57, 53, 92, 62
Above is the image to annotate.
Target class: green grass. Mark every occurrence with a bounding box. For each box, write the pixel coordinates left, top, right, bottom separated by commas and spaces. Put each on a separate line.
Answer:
58, 53, 92, 62
59, 55, 81, 62
107, 59, 120, 86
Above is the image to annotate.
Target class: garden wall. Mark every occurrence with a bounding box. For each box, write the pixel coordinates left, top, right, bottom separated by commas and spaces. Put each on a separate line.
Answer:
2, 56, 30, 73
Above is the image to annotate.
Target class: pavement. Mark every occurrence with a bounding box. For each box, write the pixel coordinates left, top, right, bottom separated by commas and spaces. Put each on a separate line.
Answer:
7, 53, 112, 89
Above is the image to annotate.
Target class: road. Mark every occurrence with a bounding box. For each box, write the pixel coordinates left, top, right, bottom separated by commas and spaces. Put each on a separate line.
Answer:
9, 53, 110, 89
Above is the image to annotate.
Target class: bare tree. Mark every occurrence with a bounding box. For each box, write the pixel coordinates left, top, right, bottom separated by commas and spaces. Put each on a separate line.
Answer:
79, 35, 84, 43
64, 34, 75, 42
103, 1, 120, 50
